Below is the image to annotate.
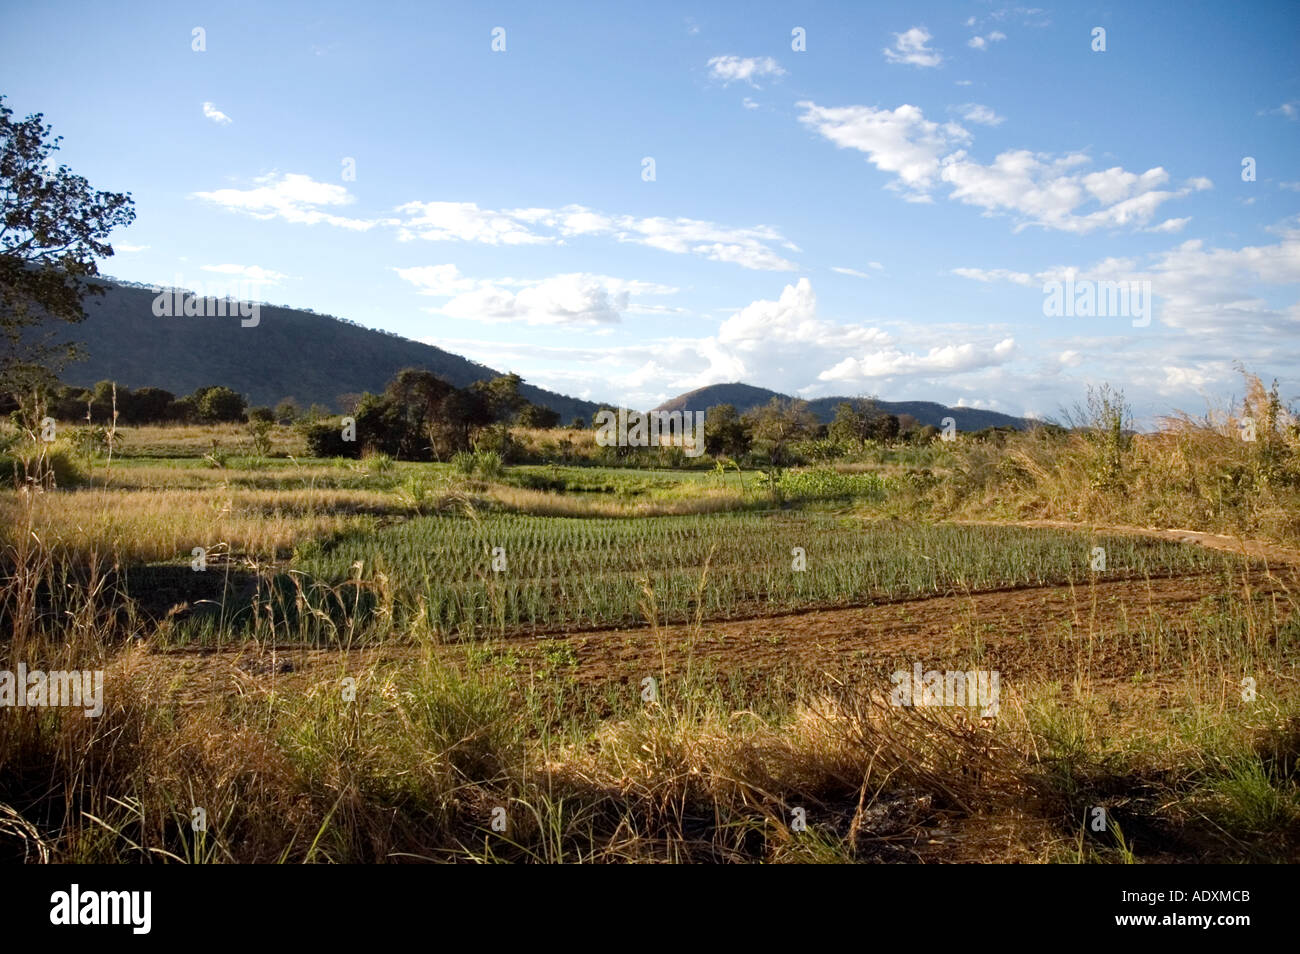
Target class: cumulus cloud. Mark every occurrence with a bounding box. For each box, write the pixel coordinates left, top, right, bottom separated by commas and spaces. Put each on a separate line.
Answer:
395, 203, 797, 270
884, 27, 943, 67
797, 101, 969, 197
800, 100, 1206, 233
707, 55, 786, 87
396, 265, 677, 327
202, 102, 232, 125
820, 337, 1016, 382
194, 177, 797, 269
953, 224, 1300, 334
193, 172, 375, 230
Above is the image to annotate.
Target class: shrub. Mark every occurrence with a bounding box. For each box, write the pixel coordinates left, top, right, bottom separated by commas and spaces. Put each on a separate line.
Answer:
303, 420, 360, 459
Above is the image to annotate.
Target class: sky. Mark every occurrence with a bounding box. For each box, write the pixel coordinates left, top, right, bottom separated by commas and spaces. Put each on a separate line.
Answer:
2, 0, 1298, 423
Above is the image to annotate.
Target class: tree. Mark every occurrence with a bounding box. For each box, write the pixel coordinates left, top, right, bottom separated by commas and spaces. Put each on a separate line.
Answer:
274, 398, 300, 424
437, 387, 493, 455
0, 96, 135, 409
703, 403, 752, 457
471, 372, 527, 423
744, 397, 818, 465
518, 403, 560, 429
193, 385, 246, 422
828, 400, 873, 446
129, 386, 175, 424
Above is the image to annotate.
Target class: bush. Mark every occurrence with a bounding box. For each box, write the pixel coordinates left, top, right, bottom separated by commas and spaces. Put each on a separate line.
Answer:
473, 450, 504, 479
194, 386, 248, 423
303, 421, 360, 459
0, 440, 87, 488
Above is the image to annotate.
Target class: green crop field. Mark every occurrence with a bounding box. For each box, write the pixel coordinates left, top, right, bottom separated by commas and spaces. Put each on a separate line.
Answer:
242, 513, 1238, 641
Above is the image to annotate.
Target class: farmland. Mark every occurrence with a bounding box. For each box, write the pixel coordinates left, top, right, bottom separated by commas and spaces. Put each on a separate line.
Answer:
2, 406, 1300, 865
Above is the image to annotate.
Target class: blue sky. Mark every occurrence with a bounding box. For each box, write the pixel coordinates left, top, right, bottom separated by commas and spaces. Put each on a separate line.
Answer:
2, 0, 1298, 422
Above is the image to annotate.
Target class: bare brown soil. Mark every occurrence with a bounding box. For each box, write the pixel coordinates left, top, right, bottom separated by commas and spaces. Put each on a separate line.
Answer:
121, 562, 1298, 708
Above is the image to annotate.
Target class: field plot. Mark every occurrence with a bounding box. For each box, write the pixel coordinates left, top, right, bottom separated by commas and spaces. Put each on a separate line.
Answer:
284, 514, 1242, 639
4, 441, 1299, 865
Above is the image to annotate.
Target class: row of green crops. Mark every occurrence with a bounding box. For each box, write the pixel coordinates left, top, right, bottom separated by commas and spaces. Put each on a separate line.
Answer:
261, 515, 1240, 642
756, 468, 893, 502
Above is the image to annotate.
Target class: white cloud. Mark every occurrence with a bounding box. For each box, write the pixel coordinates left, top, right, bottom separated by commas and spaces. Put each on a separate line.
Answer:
1147, 217, 1190, 234
394, 201, 551, 246
952, 266, 1034, 285
820, 337, 1016, 382
392, 264, 479, 296
113, 243, 149, 253
884, 27, 943, 68
536, 206, 799, 270
968, 31, 1007, 49
798, 101, 969, 196
193, 172, 375, 230
202, 102, 232, 125
800, 99, 1206, 232
742, 97, 759, 110
396, 267, 677, 328
707, 55, 786, 87
194, 176, 797, 269
952, 224, 1300, 334
960, 103, 1005, 126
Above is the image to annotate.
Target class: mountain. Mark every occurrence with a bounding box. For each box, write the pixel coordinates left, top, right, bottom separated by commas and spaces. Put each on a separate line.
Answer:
45, 278, 601, 422
653, 383, 1035, 431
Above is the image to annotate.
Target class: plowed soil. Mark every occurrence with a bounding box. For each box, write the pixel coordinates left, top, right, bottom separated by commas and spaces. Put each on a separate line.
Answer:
118, 519, 1300, 707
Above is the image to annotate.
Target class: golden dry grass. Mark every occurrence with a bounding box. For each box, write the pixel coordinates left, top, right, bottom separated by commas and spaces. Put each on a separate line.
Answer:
2, 486, 392, 563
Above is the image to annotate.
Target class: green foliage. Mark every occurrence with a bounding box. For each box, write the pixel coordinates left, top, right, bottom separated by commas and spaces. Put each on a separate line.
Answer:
193, 385, 247, 423
704, 403, 752, 458
1083, 385, 1131, 492
452, 449, 505, 479
291, 516, 1232, 637
0, 95, 136, 401
247, 418, 273, 456
755, 468, 892, 502
303, 420, 360, 459
743, 397, 820, 466
518, 403, 561, 429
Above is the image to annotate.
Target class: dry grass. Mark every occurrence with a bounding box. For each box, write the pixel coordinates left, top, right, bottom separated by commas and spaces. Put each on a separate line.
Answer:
1, 486, 393, 563
914, 373, 1300, 549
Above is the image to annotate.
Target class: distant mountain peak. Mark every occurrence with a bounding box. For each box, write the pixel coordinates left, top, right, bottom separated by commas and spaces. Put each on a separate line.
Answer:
653, 382, 1032, 430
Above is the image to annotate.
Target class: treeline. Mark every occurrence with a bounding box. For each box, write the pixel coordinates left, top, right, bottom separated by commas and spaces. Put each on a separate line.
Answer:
585, 397, 1025, 467
17, 371, 565, 441
303, 369, 559, 460
15, 380, 252, 424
